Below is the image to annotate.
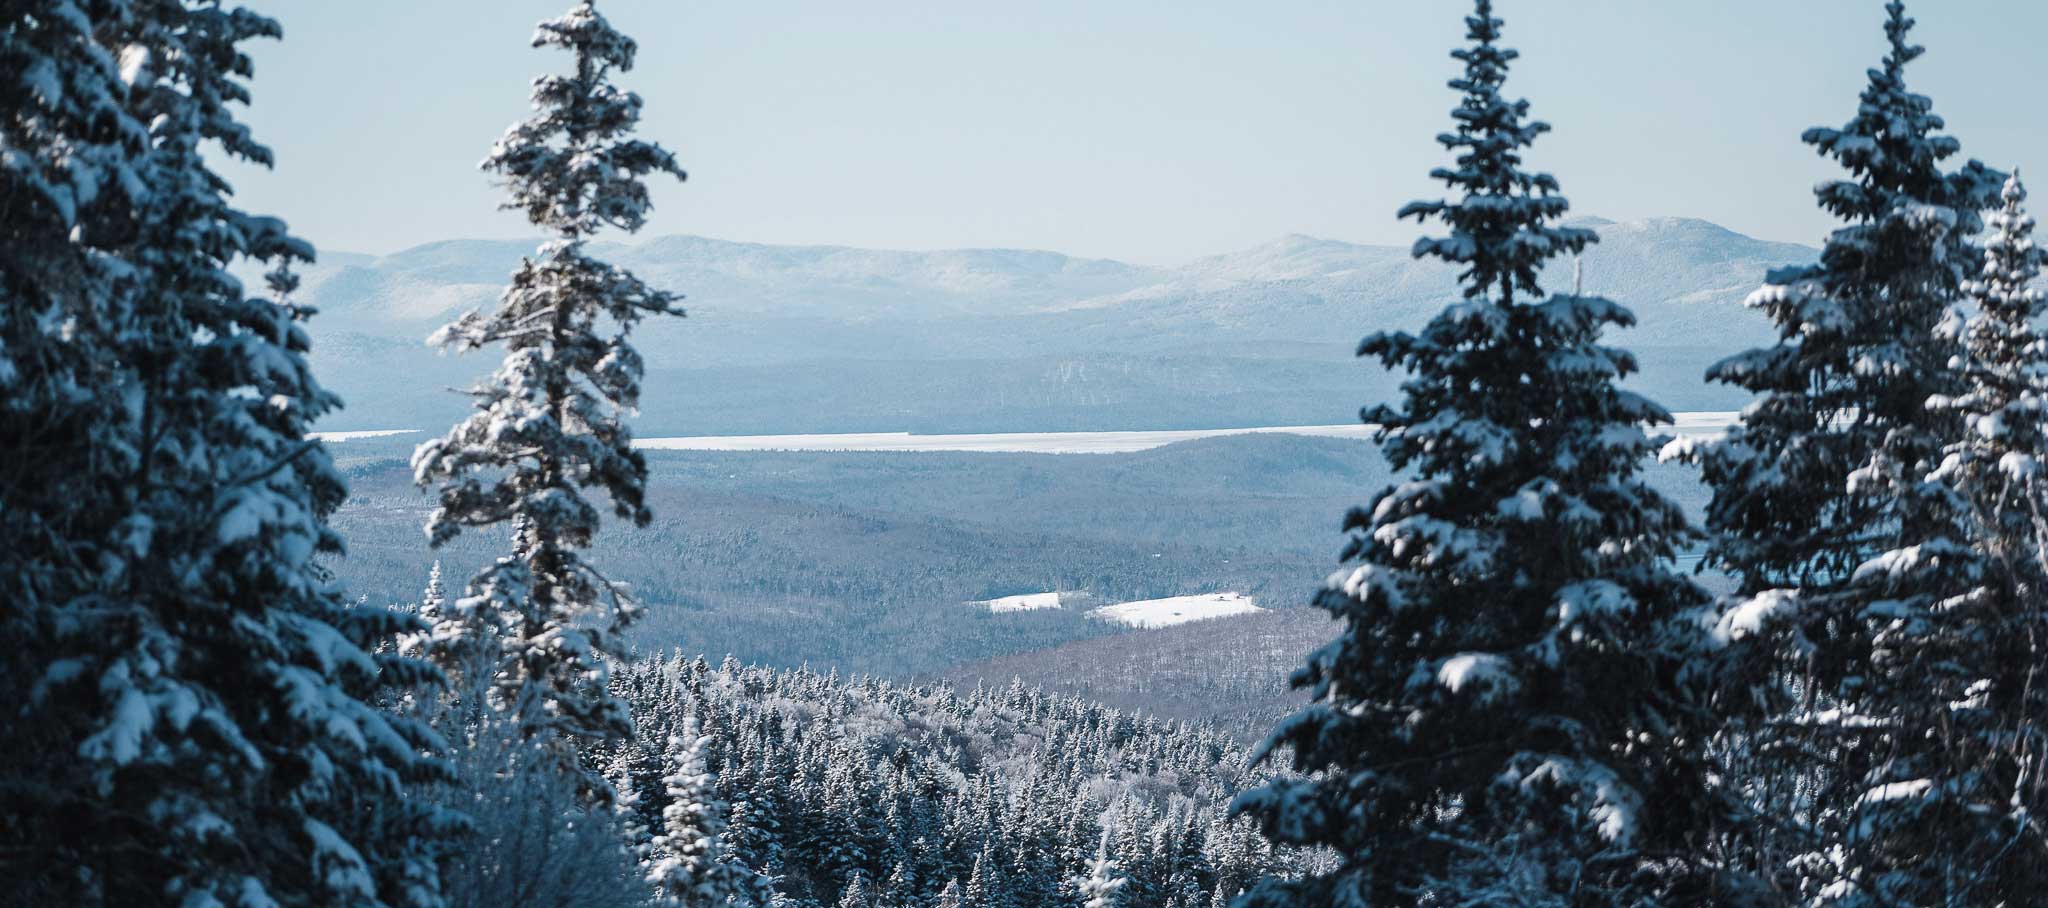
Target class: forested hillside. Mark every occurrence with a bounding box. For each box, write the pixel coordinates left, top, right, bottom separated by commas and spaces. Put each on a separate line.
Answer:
601, 655, 1314, 908
328, 430, 1715, 679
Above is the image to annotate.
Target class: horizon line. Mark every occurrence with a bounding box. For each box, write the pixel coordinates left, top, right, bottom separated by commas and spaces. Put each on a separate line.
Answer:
310, 213, 1814, 269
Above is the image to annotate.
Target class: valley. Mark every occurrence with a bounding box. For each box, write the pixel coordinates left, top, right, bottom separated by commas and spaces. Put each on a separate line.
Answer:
327, 424, 1722, 731
311, 218, 1776, 733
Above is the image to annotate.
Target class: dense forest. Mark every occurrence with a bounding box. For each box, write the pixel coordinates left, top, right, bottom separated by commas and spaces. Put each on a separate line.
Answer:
596, 656, 1311, 908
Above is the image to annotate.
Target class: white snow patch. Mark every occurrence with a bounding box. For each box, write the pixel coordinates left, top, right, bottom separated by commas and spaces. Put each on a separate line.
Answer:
1513, 758, 1641, 845
1715, 589, 1800, 644
1437, 653, 1516, 701
973, 592, 1068, 613
1555, 580, 1635, 623
1858, 779, 1934, 805
1086, 593, 1264, 629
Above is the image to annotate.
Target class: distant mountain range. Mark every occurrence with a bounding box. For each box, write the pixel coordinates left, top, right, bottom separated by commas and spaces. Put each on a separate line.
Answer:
293, 217, 1816, 434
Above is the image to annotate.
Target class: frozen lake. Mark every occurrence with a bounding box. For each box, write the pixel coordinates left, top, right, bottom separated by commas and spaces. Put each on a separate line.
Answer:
312, 413, 1741, 454
633, 412, 1741, 455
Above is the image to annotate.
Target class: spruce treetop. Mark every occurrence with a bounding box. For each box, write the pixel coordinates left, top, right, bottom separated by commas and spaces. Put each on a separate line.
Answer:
1804, 2, 1962, 220
1398, 0, 1594, 306
489, 0, 684, 238
1958, 171, 2045, 385
1698, 0, 2000, 594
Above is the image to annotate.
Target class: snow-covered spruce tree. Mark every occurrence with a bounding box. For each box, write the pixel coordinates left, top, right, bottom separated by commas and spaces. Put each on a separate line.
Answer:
1077, 826, 1127, 908
649, 719, 770, 907
412, 0, 685, 788
1, 3, 459, 907
0, 20, 151, 897
964, 851, 1004, 908
1807, 171, 2048, 906
419, 559, 448, 626
838, 873, 876, 908
1682, 4, 2006, 902
1945, 172, 2048, 578
1233, 2, 1738, 906
404, 556, 499, 735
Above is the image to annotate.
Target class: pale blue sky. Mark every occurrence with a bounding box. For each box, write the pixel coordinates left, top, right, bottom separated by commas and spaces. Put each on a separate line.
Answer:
229, 1, 2048, 264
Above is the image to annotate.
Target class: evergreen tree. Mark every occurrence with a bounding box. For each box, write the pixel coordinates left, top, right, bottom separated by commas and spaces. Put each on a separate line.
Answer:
1077, 827, 1126, 908
1684, 4, 2005, 901
411, 0, 686, 788
1945, 171, 2048, 579
406, 558, 496, 734
421, 559, 447, 615
1, 2, 456, 906
907, 837, 946, 908
650, 719, 767, 907
963, 851, 1006, 908
1233, 2, 1734, 905
1805, 170, 2048, 906
608, 738, 663, 863
883, 861, 917, 908
1, 23, 156, 902
838, 873, 875, 908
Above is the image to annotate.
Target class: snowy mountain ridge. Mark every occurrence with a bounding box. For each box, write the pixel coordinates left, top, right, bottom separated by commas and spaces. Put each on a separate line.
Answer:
292, 217, 1818, 433
292, 216, 1813, 345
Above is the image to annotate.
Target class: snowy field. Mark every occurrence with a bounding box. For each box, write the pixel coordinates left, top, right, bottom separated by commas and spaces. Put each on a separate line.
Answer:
972, 592, 1069, 613
1087, 593, 1266, 629
971, 590, 1269, 629
632, 412, 1740, 455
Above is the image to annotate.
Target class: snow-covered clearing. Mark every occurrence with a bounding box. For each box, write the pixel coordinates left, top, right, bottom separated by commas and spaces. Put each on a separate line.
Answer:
1087, 593, 1266, 629
973, 592, 1068, 613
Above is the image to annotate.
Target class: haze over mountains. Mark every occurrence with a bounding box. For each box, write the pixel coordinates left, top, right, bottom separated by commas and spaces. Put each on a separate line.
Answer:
298, 216, 1814, 434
